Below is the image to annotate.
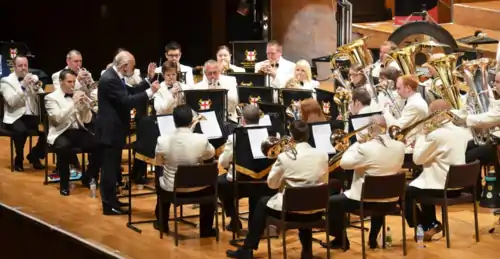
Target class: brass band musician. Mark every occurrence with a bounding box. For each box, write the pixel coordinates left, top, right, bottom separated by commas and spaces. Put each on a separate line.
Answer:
0, 55, 45, 171
282, 60, 320, 92
377, 66, 404, 112
52, 50, 93, 93
254, 41, 295, 88
420, 53, 446, 104
154, 61, 191, 115
371, 41, 400, 78
323, 115, 405, 249
348, 64, 380, 112
216, 45, 245, 73
154, 42, 195, 86
404, 100, 469, 241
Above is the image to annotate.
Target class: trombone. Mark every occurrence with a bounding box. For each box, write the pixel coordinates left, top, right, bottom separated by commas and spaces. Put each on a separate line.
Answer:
388, 109, 458, 141
261, 135, 297, 160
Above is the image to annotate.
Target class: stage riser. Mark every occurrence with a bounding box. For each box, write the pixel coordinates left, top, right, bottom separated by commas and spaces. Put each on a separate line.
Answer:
0, 204, 120, 259
454, 1, 500, 32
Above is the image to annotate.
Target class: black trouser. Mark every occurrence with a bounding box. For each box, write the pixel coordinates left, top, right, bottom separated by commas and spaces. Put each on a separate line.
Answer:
99, 144, 123, 208
404, 185, 461, 230
465, 140, 500, 199
53, 129, 101, 190
328, 194, 387, 242
243, 196, 322, 251
154, 186, 216, 233
217, 173, 276, 224
131, 158, 147, 182
6, 115, 45, 164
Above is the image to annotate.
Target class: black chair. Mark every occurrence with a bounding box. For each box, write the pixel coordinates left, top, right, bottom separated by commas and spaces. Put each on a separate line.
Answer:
412, 160, 481, 248
350, 173, 407, 259
158, 162, 220, 246
266, 184, 331, 259
37, 93, 86, 185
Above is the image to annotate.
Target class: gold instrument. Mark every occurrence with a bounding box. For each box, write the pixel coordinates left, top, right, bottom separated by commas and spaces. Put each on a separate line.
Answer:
261, 135, 297, 160
171, 82, 185, 105
332, 69, 350, 90
427, 52, 465, 110
388, 110, 457, 141
221, 60, 234, 75
189, 111, 207, 131
462, 58, 498, 145
383, 43, 422, 75
73, 90, 95, 111
330, 36, 374, 70
328, 122, 385, 169
24, 73, 43, 93
375, 80, 402, 118
333, 88, 352, 132
284, 77, 303, 89
285, 100, 301, 120
257, 60, 278, 74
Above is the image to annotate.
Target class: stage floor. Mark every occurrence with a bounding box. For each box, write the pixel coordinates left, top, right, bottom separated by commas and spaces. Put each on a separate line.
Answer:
1, 138, 500, 258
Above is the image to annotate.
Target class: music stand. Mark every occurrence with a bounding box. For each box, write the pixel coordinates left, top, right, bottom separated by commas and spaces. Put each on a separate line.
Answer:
227, 72, 266, 87
183, 89, 228, 121
457, 34, 499, 59
279, 88, 313, 106
230, 40, 267, 72
237, 86, 274, 105
315, 88, 338, 119
193, 109, 228, 157
258, 102, 287, 136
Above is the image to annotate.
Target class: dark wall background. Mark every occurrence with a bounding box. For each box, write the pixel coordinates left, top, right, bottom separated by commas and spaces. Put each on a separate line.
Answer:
0, 0, 219, 78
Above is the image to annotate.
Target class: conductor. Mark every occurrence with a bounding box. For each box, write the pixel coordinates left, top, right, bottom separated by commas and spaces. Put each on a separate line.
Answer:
97, 50, 160, 215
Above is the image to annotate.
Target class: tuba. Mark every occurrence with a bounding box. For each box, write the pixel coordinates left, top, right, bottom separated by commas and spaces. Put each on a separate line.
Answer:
330, 36, 374, 70
428, 52, 465, 110
261, 135, 297, 160
388, 110, 458, 141
334, 88, 352, 132
328, 122, 386, 169
383, 43, 422, 75
462, 58, 498, 145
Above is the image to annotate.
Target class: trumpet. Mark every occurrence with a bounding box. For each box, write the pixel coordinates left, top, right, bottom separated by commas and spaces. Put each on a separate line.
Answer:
74, 90, 95, 110
189, 111, 207, 131
171, 82, 184, 105
388, 109, 458, 141
328, 122, 385, 169
261, 135, 296, 160
24, 73, 43, 93
77, 67, 94, 87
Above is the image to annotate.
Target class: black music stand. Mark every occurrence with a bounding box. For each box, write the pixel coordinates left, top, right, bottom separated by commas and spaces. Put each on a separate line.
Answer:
316, 88, 338, 119
258, 102, 287, 136
228, 72, 266, 87
230, 40, 267, 72
457, 34, 499, 59
183, 89, 228, 121
280, 88, 313, 106
237, 86, 274, 105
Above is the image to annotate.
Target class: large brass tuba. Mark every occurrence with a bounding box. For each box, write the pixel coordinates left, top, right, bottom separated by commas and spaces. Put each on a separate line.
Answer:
330, 36, 374, 70
334, 88, 352, 132
462, 58, 498, 145
388, 110, 458, 141
427, 52, 465, 110
261, 135, 297, 160
383, 43, 422, 75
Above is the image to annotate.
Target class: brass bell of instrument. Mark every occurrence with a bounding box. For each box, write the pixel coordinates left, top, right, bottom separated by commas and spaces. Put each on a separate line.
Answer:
330, 36, 374, 70
260, 135, 296, 160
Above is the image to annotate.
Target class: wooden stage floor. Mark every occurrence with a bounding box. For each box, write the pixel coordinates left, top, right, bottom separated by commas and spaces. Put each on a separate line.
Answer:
2, 139, 500, 258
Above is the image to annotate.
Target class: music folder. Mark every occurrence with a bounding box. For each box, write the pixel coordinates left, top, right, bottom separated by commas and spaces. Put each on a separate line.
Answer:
228, 72, 266, 87
315, 88, 338, 119
237, 86, 273, 105
258, 102, 286, 135
230, 40, 267, 71
350, 111, 382, 142
279, 88, 313, 107
308, 121, 335, 155
183, 89, 228, 119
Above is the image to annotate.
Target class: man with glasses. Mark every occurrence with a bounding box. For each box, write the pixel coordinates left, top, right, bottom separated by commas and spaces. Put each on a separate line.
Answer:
155, 41, 194, 86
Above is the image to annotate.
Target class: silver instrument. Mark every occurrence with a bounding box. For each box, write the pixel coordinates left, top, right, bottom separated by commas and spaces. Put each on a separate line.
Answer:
171, 82, 184, 105
24, 73, 43, 94
375, 80, 402, 118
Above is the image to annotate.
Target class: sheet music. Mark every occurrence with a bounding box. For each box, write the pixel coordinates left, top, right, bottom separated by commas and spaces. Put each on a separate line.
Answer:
312, 124, 335, 154
259, 114, 272, 126
156, 115, 176, 136
247, 128, 269, 159
351, 116, 371, 141
198, 110, 223, 139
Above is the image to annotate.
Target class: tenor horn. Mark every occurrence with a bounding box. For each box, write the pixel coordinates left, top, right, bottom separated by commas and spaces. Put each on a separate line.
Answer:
428, 52, 465, 110
330, 36, 374, 70
261, 135, 296, 160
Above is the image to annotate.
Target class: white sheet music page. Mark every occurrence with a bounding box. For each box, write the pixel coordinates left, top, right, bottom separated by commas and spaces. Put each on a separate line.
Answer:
156, 115, 176, 136
312, 124, 335, 154
247, 128, 269, 159
259, 114, 272, 126
198, 111, 223, 139
351, 116, 371, 141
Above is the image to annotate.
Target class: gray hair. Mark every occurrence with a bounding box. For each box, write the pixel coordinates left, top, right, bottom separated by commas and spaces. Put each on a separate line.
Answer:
113, 51, 132, 67
203, 59, 220, 74
66, 50, 81, 59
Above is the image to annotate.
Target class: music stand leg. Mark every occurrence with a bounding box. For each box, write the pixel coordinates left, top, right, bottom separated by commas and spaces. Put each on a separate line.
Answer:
124, 173, 157, 233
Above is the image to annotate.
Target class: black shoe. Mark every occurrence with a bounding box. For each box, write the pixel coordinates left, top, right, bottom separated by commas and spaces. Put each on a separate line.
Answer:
153, 220, 170, 234
27, 153, 44, 170
14, 163, 24, 172
103, 204, 128, 215
320, 237, 350, 250
226, 220, 243, 232
60, 189, 70, 196
226, 248, 253, 258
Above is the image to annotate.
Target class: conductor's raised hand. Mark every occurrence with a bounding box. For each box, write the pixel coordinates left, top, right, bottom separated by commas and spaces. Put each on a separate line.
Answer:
147, 62, 157, 80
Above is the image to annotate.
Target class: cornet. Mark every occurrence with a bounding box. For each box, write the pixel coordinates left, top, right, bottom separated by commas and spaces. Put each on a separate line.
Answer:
74, 90, 95, 110
77, 67, 94, 87
171, 82, 184, 105
258, 60, 278, 74
261, 135, 296, 160
24, 73, 43, 93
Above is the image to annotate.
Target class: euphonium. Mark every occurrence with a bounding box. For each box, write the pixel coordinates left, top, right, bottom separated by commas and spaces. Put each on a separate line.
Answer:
383, 43, 422, 75
462, 58, 498, 145
328, 122, 385, 169
189, 111, 207, 131
334, 88, 352, 132
330, 36, 374, 70
376, 80, 402, 118
388, 110, 457, 141
428, 52, 465, 110
261, 135, 297, 160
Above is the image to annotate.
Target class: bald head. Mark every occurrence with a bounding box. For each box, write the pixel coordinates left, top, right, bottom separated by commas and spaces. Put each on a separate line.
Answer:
429, 99, 451, 113
113, 51, 136, 77
369, 115, 387, 135
242, 105, 260, 125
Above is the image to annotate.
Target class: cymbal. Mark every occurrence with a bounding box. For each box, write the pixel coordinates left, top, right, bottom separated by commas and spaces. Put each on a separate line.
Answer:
419, 40, 451, 48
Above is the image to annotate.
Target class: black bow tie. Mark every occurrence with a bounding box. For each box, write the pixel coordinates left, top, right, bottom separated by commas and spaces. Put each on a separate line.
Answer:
18, 77, 24, 82
300, 81, 304, 86
65, 93, 74, 98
